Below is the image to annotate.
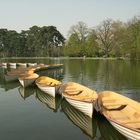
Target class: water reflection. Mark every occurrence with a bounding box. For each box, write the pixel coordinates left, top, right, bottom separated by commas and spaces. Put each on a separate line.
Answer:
0, 68, 20, 91
0, 58, 139, 140
97, 113, 127, 140
61, 99, 127, 140
62, 59, 140, 101
61, 99, 97, 138
18, 86, 35, 100
36, 67, 64, 81
36, 89, 62, 112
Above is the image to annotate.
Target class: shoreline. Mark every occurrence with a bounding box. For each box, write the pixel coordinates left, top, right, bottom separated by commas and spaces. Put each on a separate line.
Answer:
0, 56, 139, 60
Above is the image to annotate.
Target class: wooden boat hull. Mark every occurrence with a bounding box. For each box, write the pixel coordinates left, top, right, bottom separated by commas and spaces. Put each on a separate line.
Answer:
19, 78, 36, 87
97, 91, 140, 140
17, 63, 27, 68
9, 63, 17, 69
36, 84, 60, 97
65, 98, 94, 118
109, 119, 140, 140
28, 63, 37, 67
2, 63, 7, 66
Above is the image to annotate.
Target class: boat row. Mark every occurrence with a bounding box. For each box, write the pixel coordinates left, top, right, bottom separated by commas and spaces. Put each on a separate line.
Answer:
17, 85, 127, 140
2, 63, 140, 139
34, 77, 140, 140
0, 62, 38, 68
4, 64, 63, 87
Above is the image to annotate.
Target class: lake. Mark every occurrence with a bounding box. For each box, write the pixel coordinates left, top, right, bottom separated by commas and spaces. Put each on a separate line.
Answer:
0, 58, 139, 140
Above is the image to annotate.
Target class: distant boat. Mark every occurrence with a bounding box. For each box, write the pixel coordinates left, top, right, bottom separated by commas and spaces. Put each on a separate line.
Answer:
9, 63, 17, 69
1, 63, 7, 66
8, 63, 16, 67
61, 82, 98, 118
17, 63, 27, 68
4, 69, 34, 82
35, 76, 61, 97
97, 91, 140, 140
18, 73, 39, 87
36, 89, 62, 112
27, 63, 37, 67
34, 64, 63, 73
61, 99, 97, 138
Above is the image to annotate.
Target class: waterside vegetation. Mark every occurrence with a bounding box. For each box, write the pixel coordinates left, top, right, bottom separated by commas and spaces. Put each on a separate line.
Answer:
0, 16, 140, 59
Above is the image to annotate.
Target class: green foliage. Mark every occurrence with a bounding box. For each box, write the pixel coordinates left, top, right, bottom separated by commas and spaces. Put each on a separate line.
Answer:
0, 16, 140, 59
0, 25, 65, 57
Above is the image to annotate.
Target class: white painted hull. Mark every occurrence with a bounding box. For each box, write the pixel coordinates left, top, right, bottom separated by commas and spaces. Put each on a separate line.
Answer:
61, 100, 94, 137
19, 78, 36, 87
2, 63, 7, 66
36, 84, 59, 97
65, 98, 94, 118
28, 63, 37, 66
18, 63, 27, 68
9, 63, 16, 66
109, 120, 140, 140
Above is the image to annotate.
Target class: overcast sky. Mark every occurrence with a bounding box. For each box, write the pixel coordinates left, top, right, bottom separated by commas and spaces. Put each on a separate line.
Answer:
0, 0, 140, 37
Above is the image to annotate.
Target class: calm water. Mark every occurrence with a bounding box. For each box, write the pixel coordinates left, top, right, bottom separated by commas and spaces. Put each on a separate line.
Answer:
0, 58, 140, 140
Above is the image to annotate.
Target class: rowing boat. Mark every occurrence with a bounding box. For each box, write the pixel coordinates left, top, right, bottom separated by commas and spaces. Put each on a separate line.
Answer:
4, 69, 34, 82
27, 63, 37, 67
61, 82, 98, 118
18, 73, 39, 87
1, 63, 7, 66
17, 63, 27, 68
97, 91, 140, 140
35, 76, 61, 97
8, 63, 16, 68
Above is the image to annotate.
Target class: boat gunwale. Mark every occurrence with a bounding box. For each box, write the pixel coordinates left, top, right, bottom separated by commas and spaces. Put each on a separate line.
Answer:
63, 96, 97, 103
36, 82, 61, 87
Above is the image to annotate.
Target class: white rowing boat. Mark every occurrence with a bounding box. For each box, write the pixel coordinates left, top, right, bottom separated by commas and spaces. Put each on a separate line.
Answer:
61, 82, 98, 118
35, 76, 61, 97
8, 63, 16, 67
17, 63, 27, 68
18, 73, 39, 87
97, 91, 140, 140
27, 63, 37, 67
4, 69, 34, 82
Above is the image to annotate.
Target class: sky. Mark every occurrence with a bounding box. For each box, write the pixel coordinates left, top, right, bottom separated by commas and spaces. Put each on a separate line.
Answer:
0, 0, 140, 37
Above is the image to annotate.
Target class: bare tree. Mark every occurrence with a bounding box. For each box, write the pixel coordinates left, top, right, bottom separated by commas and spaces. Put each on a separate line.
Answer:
68, 21, 89, 42
96, 19, 114, 56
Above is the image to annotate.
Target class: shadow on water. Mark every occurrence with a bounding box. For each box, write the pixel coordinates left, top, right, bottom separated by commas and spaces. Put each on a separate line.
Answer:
18, 86, 35, 100
36, 89, 62, 112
